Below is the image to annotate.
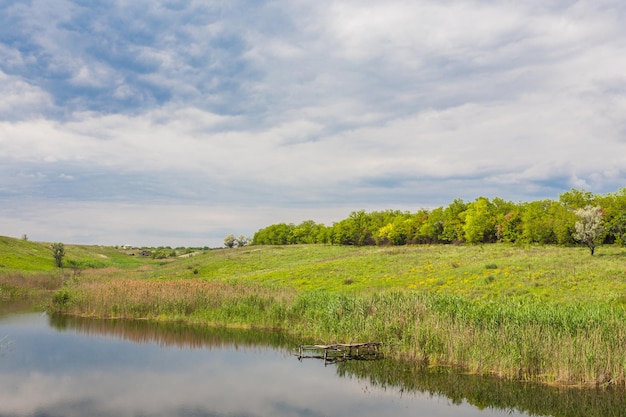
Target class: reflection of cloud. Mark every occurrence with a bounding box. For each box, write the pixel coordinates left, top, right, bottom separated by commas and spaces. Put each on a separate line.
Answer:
0, 335, 12, 357
1, 315, 500, 417
0, 354, 476, 417
1, 312, 617, 417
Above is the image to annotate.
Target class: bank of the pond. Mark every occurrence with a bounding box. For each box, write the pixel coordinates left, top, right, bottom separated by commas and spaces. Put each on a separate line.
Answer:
48, 281, 626, 387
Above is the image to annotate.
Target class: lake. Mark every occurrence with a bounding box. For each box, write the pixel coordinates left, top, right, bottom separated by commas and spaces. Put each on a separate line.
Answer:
1, 308, 624, 417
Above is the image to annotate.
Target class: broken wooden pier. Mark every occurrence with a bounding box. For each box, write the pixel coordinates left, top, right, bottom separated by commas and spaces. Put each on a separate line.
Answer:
297, 342, 382, 364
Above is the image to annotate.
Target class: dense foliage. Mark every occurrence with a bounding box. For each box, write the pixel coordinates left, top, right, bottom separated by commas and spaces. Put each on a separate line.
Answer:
50, 242, 65, 268
253, 189, 626, 248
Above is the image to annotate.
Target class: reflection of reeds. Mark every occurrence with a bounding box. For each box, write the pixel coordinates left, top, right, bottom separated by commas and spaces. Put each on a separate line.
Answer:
46, 313, 626, 416
338, 359, 626, 417
48, 314, 297, 351
50, 284, 626, 386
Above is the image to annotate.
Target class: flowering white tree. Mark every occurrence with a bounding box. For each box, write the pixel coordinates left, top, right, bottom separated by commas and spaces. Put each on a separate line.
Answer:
235, 235, 249, 247
573, 206, 604, 255
223, 234, 236, 248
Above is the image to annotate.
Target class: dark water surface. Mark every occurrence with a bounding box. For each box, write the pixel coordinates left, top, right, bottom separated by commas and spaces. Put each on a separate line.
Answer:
0, 310, 624, 417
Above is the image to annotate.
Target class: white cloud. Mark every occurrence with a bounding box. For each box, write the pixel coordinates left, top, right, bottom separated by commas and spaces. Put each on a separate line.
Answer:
1, 0, 626, 244
0, 71, 53, 119
0, 350, 472, 417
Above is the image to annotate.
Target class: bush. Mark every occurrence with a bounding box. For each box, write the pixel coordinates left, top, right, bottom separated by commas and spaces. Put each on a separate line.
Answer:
52, 289, 73, 307
51, 242, 65, 268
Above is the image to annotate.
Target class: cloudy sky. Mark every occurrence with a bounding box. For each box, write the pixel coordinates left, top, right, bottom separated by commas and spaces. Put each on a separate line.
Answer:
2, 0, 626, 247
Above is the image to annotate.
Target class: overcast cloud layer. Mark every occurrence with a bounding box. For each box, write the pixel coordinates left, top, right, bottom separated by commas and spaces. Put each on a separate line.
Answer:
2, 0, 626, 247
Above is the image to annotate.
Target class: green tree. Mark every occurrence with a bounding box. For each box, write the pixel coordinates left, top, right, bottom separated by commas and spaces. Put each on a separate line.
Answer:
313, 224, 331, 244
491, 198, 520, 243
573, 206, 604, 255
330, 218, 355, 245
376, 223, 396, 245
380, 213, 416, 245
549, 201, 577, 245
291, 220, 325, 244
416, 208, 442, 243
332, 210, 374, 246
350, 210, 374, 246
521, 200, 556, 244
596, 188, 626, 245
495, 208, 523, 243
440, 199, 467, 243
559, 188, 595, 209
463, 197, 496, 244
252, 223, 294, 245
51, 242, 65, 268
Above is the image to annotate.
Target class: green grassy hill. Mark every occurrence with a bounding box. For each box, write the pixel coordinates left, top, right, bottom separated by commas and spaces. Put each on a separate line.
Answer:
3, 235, 626, 305
0, 235, 154, 299
0, 236, 151, 272
150, 244, 626, 304
0, 236, 58, 271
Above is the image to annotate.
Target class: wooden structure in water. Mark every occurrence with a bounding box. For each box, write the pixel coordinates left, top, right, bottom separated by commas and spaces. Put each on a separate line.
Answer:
297, 342, 382, 364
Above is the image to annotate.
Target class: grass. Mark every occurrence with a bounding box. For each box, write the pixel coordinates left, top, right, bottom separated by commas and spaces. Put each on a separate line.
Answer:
0, 237, 155, 301
0, 237, 152, 272
3, 235, 626, 386
0, 236, 58, 271
144, 244, 626, 304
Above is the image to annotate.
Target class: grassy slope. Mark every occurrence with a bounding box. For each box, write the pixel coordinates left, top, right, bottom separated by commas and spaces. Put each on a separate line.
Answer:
151, 244, 626, 304
0, 236, 153, 299
4, 235, 625, 304
3, 236, 625, 307
0, 236, 58, 271
0, 236, 152, 272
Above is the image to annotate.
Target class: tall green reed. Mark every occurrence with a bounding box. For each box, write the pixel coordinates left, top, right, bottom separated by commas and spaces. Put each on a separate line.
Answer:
49, 281, 626, 385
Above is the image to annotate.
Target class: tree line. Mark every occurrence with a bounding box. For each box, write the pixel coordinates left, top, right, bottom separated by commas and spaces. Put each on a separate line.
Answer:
252, 189, 626, 252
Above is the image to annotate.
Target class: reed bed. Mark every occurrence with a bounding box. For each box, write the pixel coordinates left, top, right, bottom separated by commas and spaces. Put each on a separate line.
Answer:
49, 281, 626, 386
283, 292, 626, 385
51, 280, 296, 328
0, 272, 64, 299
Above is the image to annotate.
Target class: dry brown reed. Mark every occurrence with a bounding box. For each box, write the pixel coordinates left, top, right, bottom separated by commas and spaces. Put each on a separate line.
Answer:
53, 279, 295, 323
0, 272, 63, 299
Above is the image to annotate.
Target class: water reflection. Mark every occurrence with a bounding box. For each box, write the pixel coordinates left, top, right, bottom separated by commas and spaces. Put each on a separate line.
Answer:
50, 314, 299, 351
1, 313, 624, 417
0, 300, 40, 317
49, 315, 626, 417
337, 360, 626, 417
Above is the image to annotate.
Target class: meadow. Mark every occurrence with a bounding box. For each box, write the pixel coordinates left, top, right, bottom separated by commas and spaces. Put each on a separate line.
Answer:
2, 236, 626, 386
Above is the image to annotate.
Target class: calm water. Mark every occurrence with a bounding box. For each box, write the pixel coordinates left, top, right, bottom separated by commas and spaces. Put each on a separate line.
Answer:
0, 310, 624, 417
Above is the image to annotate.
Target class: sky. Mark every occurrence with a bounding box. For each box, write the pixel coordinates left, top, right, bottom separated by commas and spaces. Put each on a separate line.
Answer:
1, 0, 626, 248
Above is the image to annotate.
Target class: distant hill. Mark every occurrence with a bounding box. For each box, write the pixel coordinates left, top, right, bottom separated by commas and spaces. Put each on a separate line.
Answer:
0, 235, 57, 272
0, 236, 150, 273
